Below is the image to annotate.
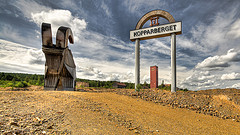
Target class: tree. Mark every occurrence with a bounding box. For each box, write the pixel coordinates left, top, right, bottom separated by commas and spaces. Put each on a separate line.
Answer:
36, 76, 42, 85
12, 78, 16, 85
158, 84, 165, 89
15, 82, 24, 88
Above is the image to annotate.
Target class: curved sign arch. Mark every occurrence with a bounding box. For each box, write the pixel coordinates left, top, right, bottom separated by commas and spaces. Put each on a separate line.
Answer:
135, 10, 175, 30
130, 10, 182, 92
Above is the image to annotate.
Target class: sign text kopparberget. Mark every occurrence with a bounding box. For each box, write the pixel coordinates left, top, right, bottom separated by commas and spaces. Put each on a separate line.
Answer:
134, 25, 177, 37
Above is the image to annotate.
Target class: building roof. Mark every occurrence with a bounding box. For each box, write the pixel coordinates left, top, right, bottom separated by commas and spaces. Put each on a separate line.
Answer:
113, 82, 126, 87
116, 82, 126, 86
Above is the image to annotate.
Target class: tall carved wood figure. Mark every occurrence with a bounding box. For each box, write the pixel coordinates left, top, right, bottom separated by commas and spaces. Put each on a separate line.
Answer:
41, 23, 76, 90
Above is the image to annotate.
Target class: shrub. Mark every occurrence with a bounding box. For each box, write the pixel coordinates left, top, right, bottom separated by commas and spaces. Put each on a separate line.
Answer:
183, 88, 189, 91
136, 84, 142, 92
15, 82, 24, 88
6, 82, 14, 87
15, 81, 28, 88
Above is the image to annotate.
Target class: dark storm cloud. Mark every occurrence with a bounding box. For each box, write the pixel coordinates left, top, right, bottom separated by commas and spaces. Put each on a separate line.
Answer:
29, 59, 44, 65
0, 1, 42, 47
1, 0, 240, 45
178, 48, 197, 57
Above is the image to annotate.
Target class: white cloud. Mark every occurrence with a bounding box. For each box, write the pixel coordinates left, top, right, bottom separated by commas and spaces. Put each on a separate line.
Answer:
180, 49, 240, 90
221, 72, 240, 80
123, 0, 166, 15
177, 7, 240, 90
227, 19, 240, 39
9, 0, 87, 46
141, 39, 171, 57
106, 74, 121, 82
76, 63, 134, 83
188, 8, 240, 55
179, 70, 218, 90
100, 1, 112, 18
60, 0, 79, 10
175, 7, 240, 90
177, 36, 207, 55
0, 39, 44, 74
142, 75, 150, 84
31, 9, 87, 42
0, 24, 26, 44
197, 80, 215, 87
198, 75, 215, 81
196, 48, 240, 69
14, 0, 50, 18
232, 83, 240, 88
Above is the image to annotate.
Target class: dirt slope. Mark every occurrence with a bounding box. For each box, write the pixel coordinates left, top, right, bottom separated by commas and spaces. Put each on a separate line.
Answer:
0, 91, 240, 134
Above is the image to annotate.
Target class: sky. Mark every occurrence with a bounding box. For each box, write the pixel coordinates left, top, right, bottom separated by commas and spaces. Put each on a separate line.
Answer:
0, 0, 240, 90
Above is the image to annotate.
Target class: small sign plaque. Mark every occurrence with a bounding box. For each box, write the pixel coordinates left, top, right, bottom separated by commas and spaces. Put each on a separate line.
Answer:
130, 22, 182, 41
150, 17, 159, 27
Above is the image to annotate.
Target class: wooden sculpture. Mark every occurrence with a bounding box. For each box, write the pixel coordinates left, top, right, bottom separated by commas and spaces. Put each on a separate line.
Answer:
41, 23, 76, 90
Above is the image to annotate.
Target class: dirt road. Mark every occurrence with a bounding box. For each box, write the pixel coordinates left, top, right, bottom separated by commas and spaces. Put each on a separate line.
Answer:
0, 91, 240, 134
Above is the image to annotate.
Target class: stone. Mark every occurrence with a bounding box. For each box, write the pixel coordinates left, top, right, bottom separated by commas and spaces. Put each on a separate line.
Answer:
3, 131, 12, 135
9, 122, 19, 127
47, 125, 53, 129
13, 129, 22, 134
134, 129, 140, 133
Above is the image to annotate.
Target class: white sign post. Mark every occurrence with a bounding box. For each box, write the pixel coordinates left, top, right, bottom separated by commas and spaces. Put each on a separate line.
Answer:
130, 10, 182, 92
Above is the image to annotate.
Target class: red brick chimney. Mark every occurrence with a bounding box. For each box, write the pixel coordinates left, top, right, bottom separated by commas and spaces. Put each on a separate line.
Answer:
150, 66, 158, 88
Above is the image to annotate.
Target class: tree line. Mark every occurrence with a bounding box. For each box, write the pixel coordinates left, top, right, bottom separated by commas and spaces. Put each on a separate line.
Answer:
0, 72, 188, 91
0, 72, 136, 89
0, 72, 44, 88
76, 78, 135, 89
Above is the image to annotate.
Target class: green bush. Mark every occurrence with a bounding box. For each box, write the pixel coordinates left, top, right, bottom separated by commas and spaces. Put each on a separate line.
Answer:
182, 88, 189, 91
15, 82, 24, 88
6, 82, 14, 87
15, 81, 28, 88
0, 72, 44, 86
22, 81, 29, 87
136, 84, 142, 92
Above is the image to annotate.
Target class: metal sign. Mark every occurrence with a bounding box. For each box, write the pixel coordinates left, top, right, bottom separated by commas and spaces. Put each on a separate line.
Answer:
150, 17, 159, 26
130, 10, 182, 92
130, 22, 182, 41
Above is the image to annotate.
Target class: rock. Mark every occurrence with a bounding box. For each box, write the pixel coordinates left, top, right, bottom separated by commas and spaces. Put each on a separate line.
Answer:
149, 130, 154, 133
128, 128, 134, 131
33, 122, 41, 126
47, 125, 53, 129
2, 101, 7, 103
134, 129, 140, 133
36, 117, 41, 121
13, 129, 22, 134
23, 128, 30, 132
56, 111, 63, 114
9, 122, 19, 127
3, 131, 12, 135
